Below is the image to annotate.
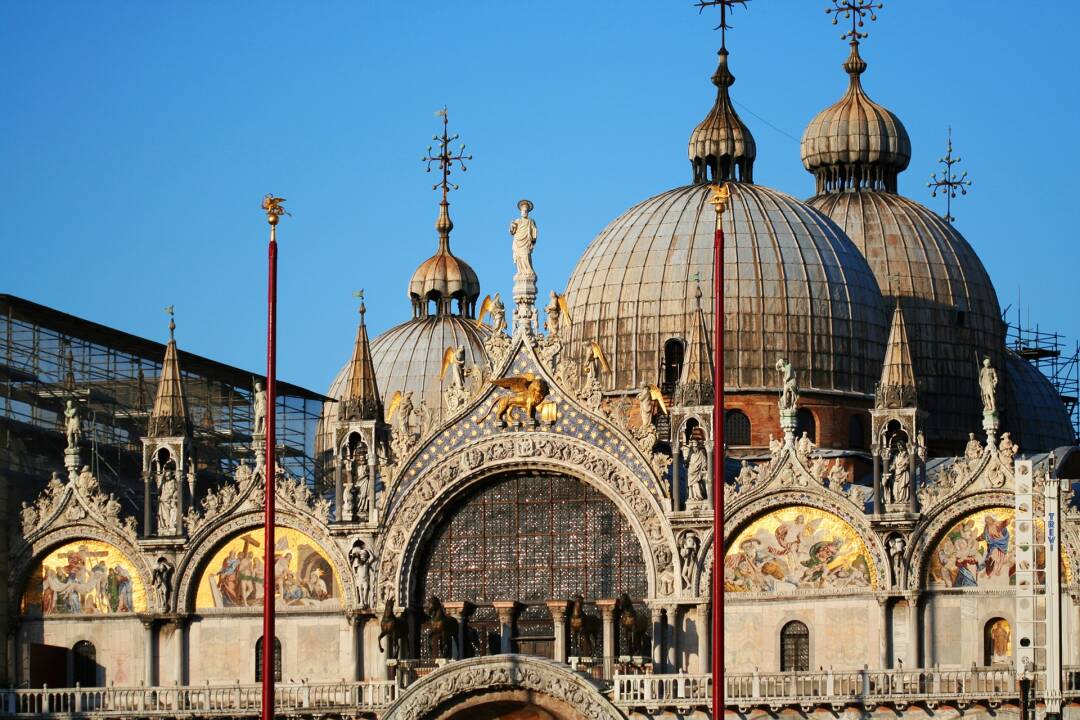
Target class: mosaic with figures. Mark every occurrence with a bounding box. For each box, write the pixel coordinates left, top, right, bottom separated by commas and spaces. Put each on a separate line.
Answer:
22, 540, 147, 616
725, 506, 877, 592
927, 508, 1026, 589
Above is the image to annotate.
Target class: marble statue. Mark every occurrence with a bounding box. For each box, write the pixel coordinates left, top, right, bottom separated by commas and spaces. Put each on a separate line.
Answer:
637, 387, 654, 428
253, 381, 267, 435
998, 432, 1019, 465
776, 357, 799, 413
510, 199, 537, 278
350, 541, 375, 608
76, 465, 98, 495
158, 469, 179, 534
490, 293, 507, 335
684, 437, 709, 501
979, 357, 998, 414
20, 501, 38, 533
151, 556, 173, 610
887, 536, 906, 587
888, 443, 911, 505
63, 400, 81, 449
965, 432, 982, 462
544, 291, 561, 338
679, 532, 700, 589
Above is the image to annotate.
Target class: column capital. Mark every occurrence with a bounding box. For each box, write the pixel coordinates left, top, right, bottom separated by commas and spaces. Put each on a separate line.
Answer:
492, 601, 521, 623
596, 598, 619, 620
545, 600, 569, 621
137, 614, 157, 630
443, 601, 475, 620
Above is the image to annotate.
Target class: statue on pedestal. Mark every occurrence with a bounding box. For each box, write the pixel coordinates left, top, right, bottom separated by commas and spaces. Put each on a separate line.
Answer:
510, 199, 537, 279
64, 400, 81, 449
253, 381, 267, 435
979, 357, 998, 414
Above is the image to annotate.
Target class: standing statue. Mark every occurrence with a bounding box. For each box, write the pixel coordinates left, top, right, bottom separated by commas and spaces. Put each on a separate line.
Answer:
253, 381, 267, 435
157, 469, 179, 534
637, 386, 655, 428
509, 199, 538, 278
679, 531, 700, 589
887, 536, 906, 588
63, 400, 81, 449
355, 459, 371, 518
776, 358, 799, 412
544, 291, 561, 337
151, 556, 173, 611
349, 541, 375, 608
683, 436, 709, 501
978, 357, 998, 414
888, 443, 911, 505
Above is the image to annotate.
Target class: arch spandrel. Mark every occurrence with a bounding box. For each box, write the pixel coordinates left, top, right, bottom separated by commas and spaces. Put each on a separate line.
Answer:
724, 504, 879, 593
20, 538, 148, 616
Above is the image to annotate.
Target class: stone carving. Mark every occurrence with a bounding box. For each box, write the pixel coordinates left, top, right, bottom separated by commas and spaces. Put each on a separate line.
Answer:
349, 539, 376, 608
157, 468, 180, 535
76, 465, 99, 496
654, 545, 674, 597
796, 432, 815, 462
776, 357, 799, 413
679, 530, 700, 590
544, 290, 569, 339
964, 432, 983, 462
63, 400, 81, 449
999, 432, 1019, 466
684, 436, 709, 501
151, 556, 173, 611
510, 199, 538, 280
478, 374, 550, 427
276, 465, 331, 524
253, 381, 267, 435
885, 443, 911, 506
887, 536, 906, 588
441, 345, 470, 413
388, 391, 418, 460
979, 357, 998, 414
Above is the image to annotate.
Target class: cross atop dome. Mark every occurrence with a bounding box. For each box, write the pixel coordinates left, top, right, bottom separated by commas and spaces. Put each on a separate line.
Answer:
694, 0, 749, 50
826, 0, 883, 45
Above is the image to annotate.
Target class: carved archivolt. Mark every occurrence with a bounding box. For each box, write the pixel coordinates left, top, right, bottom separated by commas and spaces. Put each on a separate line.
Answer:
384, 654, 622, 720
377, 433, 676, 605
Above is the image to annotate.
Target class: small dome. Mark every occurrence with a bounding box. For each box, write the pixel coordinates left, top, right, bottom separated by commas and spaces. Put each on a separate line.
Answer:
801, 42, 910, 194
408, 200, 481, 318
565, 183, 888, 396
688, 48, 756, 184
1002, 350, 1076, 453
326, 315, 488, 427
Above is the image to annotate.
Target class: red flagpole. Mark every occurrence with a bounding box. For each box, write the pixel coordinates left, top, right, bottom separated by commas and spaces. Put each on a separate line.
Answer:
711, 183, 728, 720
262, 200, 281, 720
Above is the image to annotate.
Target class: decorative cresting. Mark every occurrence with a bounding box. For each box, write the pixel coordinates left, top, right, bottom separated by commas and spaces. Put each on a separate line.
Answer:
384, 654, 622, 720
915, 429, 1021, 516
378, 336, 677, 604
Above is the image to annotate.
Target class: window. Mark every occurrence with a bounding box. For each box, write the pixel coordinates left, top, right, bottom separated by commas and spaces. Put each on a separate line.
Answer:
72, 641, 96, 687
725, 410, 751, 446
662, 339, 685, 391
255, 637, 281, 682
795, 409, 816, 443
780, 621, 810, 672
848, 414, 866, 449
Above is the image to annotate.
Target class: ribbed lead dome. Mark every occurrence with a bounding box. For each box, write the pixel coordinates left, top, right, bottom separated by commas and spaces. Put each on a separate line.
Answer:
688, 48, 756, 184
408, 200, 481, 318
564, 183, 888, 396
801, 42, 910, 194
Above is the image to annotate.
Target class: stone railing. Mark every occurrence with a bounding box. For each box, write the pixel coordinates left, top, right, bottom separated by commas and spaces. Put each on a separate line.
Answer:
613, 668, 1044, 712
1, 681, 397, 717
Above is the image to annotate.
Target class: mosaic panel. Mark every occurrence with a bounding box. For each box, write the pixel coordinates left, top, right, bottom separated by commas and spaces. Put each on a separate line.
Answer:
21, 540, 146, 616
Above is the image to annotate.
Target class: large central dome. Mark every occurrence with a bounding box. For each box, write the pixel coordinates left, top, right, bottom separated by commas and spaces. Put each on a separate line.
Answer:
565, 182, 888, 396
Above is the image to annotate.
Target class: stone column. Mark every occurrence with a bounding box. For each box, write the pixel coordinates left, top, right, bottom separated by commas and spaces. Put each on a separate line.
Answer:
143, 473, 154, 537
597, 599, 618, 679
877, 598, 889, 669
173, 618, 186, 685
872, 447, 882, 515
142, 619, 155, 686
367, 455, 378, 524
665, 605, 678, 672
348, 613, 363, 681
334, 457, 344, 523
650, 606, 664, 670
672, 437, 682, 511
444, 602, 473, 661
365, 617, 388, 681
697, 602, 710, 673
493, 602, 520, 655
545, 601, 569, 663
907, 594, 920, 668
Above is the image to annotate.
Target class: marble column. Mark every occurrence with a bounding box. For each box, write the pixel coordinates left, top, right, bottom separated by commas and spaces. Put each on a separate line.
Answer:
366, 618, 388, 681
142, 619, 155, 686
546, 600, 569, 663
334, 457, 344, 522
349, 613, 363, 681
650, 606, 664, 670
493, 602, 519, 655
672, 437, 682, 511
872, 447, 882, 515
367, 456, 378, 523
597, 599, 618, 678
173, 618, 186, 685
444, 602, 473, 660
665, 605, 678, 672
907, 594, 921, 668
877, 598, 889, 669
697, 602, 710, 673
143, 474, 153, 537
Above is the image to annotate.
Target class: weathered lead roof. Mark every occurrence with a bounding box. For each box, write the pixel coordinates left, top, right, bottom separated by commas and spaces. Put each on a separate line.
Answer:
564, 182, 888, 396
1002, 349, 1076, 452
688, 48, 756, 184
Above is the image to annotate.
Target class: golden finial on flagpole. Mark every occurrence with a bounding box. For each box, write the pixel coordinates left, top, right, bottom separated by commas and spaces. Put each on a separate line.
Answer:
261, 194, 289, 227
709, 182, 731, 216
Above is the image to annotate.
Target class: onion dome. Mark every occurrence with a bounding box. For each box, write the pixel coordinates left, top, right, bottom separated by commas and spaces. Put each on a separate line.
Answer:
1002, 350, 1076, 452
689, 48, 756, 184
564, 182, 888, 396
801, 42, 910, 194
408, 200, 481, 319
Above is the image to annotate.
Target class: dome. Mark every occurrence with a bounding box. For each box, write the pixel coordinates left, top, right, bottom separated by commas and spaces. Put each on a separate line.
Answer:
1002, 350, 1075, 453
809, 191, 1004, 447
326, 315, 488, 427
801, 42, 910, 194
564, 182, 888, 396
408, 200, 481, 318
689, 48, 755, 184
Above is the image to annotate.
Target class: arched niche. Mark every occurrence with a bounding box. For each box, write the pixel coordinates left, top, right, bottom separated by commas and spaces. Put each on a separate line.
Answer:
193, 526, 343, 611
21, 539, 147, 616
724, 505, 879, 593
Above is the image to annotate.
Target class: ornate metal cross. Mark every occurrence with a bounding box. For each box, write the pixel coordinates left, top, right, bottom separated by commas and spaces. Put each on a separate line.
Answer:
423, 107, 472, 200
694, 0, 749, 48
928, 127, 972, 223
826, 0, 883, 43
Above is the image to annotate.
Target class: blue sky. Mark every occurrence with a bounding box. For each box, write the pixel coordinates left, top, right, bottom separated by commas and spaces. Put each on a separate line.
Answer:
2, 1, 1077, 392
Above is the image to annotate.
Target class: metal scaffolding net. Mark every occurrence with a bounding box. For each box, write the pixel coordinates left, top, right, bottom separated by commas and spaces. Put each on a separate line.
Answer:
0, 295, 326, 519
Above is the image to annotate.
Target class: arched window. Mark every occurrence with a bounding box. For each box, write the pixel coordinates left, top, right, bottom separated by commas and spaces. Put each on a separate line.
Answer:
848, 414, 866, 449
985, 618, 1011, 666
662, 339, 685, 392
780, 621, 810, 672
255, 637, 282, 682
795, 409, 816, 443
72, 641, 97, 687
725, 410, 751, 446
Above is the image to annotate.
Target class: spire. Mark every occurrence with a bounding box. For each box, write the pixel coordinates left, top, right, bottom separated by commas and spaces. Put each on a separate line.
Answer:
689, 1, 756, 184
675, 284, 715, 406
875, 302, 917, 409
340, 292, 382, 422
149, 307, 191, 437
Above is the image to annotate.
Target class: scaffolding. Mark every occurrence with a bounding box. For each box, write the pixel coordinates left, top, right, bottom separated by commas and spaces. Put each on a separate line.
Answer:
1007, 320, 1080, 442
0, 294, 327, 514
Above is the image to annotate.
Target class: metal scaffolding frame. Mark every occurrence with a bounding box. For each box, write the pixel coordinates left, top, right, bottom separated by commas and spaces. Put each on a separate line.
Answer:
0, 294, 327, 515
1007, 319, 1080, 442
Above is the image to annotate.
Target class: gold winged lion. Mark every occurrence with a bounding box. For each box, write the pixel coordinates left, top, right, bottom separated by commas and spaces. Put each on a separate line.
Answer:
478, 373, 550, 427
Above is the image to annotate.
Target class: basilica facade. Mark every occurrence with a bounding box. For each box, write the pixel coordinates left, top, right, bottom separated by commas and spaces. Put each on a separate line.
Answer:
5, 5, 1080, 720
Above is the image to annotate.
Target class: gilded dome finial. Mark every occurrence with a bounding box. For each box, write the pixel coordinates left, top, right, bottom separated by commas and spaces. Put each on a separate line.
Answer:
688, 0, 756, 184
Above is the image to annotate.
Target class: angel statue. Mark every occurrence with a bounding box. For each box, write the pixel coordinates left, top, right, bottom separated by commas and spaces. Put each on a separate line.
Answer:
544, 291, 571, 338
585, 341, 610, 382
637, 385, 667, 427
510, 199, 537, 278
386, 391, 417, 457
978, 357, 998, 414
776, 357, 799, 413
478, 293, 507, 335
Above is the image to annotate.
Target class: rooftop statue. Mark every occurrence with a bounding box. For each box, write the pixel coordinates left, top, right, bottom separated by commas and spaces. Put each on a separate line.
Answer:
979, 357, 998, 414
510, 199, 537, 279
